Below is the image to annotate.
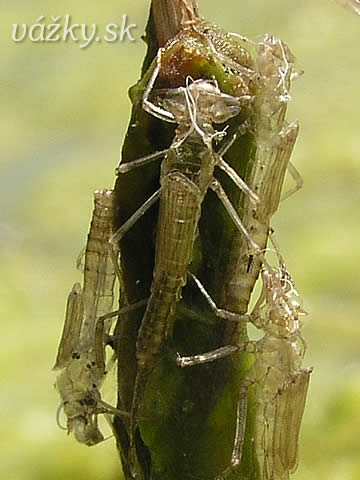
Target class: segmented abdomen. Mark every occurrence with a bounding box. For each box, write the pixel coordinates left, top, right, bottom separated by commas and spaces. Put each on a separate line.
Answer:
136, 172, 201, 368
82, 189, 117, 344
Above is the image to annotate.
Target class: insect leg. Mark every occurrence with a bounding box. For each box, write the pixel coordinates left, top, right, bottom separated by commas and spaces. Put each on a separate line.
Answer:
94, 298, 148, 373
189, 273, 250, 323
176, 345, 241, 368
217, 157, 260, 204
281, 161, 303, 201
215, 386, 248, 480
110, 188, 161, 246
95, 397, 131, 418
143, 47, 176, 123
176, 339, 258, 368
198, 28, 256, 78
217, 131, 237, 156
116, 148, 168, 174
177, 344, 256, 480
210, 178, 262, 255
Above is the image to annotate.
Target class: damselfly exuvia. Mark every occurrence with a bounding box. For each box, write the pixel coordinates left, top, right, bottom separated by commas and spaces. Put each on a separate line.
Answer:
113, 44, 264, 472
178, 240, 312, 480
54, 189, 128, 446
217, 34, 301, 338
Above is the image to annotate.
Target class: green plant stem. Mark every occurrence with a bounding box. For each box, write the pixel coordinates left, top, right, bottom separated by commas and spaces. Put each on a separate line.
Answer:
111, 3, 301, 480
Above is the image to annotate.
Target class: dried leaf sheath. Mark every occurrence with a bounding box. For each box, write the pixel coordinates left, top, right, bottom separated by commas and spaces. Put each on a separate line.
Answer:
151, 0, 199, 46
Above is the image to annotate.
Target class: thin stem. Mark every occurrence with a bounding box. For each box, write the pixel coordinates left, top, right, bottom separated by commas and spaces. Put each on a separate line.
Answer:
151, 0, 200, 46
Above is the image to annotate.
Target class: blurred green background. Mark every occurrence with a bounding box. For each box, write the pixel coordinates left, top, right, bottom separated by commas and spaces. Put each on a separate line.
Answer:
1, 0, 359, 479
